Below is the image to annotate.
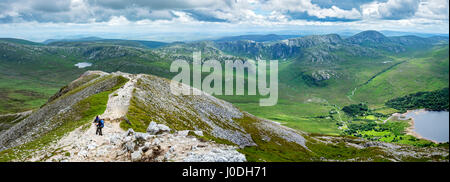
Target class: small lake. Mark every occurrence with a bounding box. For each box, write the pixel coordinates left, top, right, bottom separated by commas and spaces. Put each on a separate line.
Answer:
404, 110, 449, 143
75, 62, 92, 68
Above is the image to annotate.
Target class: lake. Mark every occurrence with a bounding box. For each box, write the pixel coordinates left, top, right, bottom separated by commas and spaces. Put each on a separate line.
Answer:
404, 109, 449, 143
75, 62, 92, 68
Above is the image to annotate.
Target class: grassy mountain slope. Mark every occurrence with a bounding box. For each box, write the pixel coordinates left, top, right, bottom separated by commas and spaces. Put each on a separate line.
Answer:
0, 41, 86, 114
0, 71, 447, 162
353, 45, 449, 107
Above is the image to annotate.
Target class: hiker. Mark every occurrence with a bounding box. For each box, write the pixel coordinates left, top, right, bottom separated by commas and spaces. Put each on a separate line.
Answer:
96, 119, 104, 136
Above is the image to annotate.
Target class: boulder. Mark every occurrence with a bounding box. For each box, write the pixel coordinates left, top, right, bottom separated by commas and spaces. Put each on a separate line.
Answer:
146, 121, 171, 135
146, 122, 158, 135
87, 143, 97, 150
124, 136, 133, 143
144, 142, 151, 148
135, 132, 151, 141
177, 130, 190, 137
131, 151, 142, 162
152, 138, 160, 145
158, 124, 171, 133
125, 128, 135, 136
109, 134, 122, 146
183, 149, 246, 162
169, 146, 175, 153
193, 130, 203, 136
124, 141, 135, 152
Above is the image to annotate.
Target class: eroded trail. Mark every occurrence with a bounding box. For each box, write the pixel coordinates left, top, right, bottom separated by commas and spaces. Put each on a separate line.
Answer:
31, 72, 246, 162
100, 73, 138, 122
30, 72, 136, 162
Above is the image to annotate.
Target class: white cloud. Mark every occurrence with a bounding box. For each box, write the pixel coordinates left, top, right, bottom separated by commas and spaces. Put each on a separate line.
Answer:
106, 15, 130, 25
361, 0, 421, 20
31, 0, 72, 12
260, 0, 362, 19
415, 0, 449, 20
0, 0, 448, 41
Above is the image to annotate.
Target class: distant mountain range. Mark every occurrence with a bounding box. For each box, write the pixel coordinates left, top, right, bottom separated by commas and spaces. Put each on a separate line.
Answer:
43, 37, 169, 49
2, 30, 446, 51
42, 36, 104, 44
214, 34, 301, 42
214, 31, 448, 60
0, 38, 43, 46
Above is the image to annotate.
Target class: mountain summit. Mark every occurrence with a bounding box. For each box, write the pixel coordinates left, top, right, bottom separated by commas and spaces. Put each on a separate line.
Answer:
346, 30, 390, 44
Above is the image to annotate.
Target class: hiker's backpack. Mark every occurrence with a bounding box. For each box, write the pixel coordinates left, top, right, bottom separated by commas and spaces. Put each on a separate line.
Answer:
99, 120, 104, 128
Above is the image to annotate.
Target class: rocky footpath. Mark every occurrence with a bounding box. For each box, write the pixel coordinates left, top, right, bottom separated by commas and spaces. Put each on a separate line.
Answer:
32, 121, 246, 162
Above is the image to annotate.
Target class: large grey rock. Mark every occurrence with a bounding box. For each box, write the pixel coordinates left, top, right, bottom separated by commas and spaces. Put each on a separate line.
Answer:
125, 128, 135, 136
124, 141, 135, 152
152, 138, 160, 145
193, 131, 203, 136
124, 136, 133, 143
158, 124, 171, 133
109, 134, 122, 145
144, 142, 151, 148
131, 151, 142, 162
146, 121, 171, 135
183, 149, 246, 162
87, 143, 97, 150
177, 130, 190, 137
135, 132, 152, 141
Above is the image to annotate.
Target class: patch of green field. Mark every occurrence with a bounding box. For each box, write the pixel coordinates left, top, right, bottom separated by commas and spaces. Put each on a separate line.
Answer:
346, 116, 437, 147
234, 100, 340, 135
0, 77, 61, 114
372, 107, 399, 115
0, 47, 87, 114
236, 114, 395, 162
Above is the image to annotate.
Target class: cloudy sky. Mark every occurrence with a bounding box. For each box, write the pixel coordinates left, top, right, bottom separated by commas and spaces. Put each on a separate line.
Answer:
0, 0, 448, 42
